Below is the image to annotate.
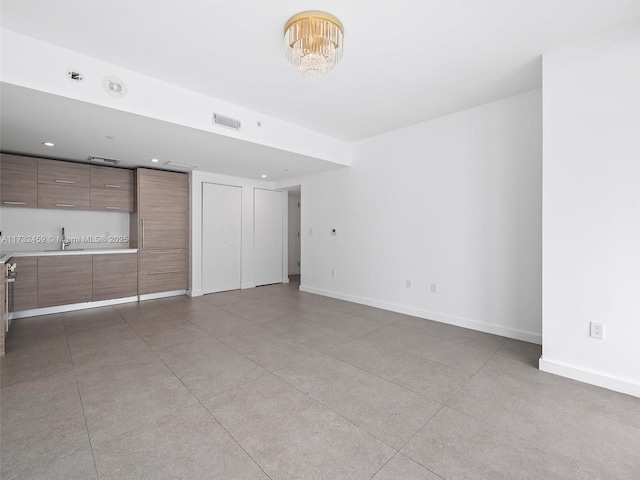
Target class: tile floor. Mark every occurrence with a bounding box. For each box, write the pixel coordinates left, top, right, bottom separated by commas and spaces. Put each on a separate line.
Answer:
1, 277, 639, 479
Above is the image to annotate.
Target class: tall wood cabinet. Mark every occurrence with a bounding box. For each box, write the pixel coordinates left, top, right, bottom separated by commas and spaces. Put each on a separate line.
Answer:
0, 154, 38, 207
131, 169, 189, 295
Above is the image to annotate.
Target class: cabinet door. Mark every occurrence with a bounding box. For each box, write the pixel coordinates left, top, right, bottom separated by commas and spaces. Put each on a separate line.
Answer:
90, 188, 134, 212
38, 184, 90, 210
0, 154, 38, 208
12, 257, 38, 312
138, 169, 189, 249
38, 159, 90, 187
92, 253, 137, 301
38, 255, 92, 308
91, 166, 134, 190
138, 249, 188, 294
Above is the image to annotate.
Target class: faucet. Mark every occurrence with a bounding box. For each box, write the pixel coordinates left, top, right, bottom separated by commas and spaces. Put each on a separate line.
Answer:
61, 227, 71, 250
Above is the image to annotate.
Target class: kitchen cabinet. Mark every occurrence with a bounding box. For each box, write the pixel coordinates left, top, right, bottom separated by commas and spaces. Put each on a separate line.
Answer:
138, 249, 188, 295
38, 183, 90, 210
0, 154, 38, 208
1, 269, 5, 355
11, 256, 37, 312
37, 255, 92, 308
90, 166, 134, 212
92, 253, 137, 301
37, 159, 91, 210
132, 169, 189, 294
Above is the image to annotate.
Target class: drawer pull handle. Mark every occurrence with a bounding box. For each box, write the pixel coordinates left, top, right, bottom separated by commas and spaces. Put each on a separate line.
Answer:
148, 270, 180, 275
147, 250, 180, 255
104, 184, 121, 188
3, 201, 26, 205
105, 206, 121, 210
56, 204, 75, 207
141, 219, 145, 248
55, 179, 75, 184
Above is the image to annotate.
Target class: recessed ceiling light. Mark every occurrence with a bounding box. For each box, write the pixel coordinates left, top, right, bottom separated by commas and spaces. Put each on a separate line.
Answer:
43, 142, 55, 147
261, 174, 267, 178
151, 158, 159, 163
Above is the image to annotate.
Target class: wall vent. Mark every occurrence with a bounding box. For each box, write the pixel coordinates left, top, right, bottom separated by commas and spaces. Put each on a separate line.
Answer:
88, 155, 120, 165
213, 113, 241, 130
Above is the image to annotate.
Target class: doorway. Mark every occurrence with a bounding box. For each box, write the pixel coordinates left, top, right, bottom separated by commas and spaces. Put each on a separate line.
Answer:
287, 189, 301, 281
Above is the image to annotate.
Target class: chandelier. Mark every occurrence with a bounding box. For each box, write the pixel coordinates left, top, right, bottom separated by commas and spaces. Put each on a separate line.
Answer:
284, 11, 344, 79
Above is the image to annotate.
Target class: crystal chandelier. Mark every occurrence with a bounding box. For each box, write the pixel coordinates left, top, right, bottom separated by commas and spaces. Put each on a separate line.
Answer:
284, 11, 344, 79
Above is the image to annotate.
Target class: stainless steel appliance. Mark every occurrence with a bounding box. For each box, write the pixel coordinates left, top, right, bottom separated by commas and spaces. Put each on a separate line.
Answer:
4, 260, 16, 332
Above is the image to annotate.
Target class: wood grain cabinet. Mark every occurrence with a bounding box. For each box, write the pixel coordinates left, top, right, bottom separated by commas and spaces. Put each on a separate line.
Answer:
37, 255, 92, 308
37, 159, 91, 210
132, 169, 189, 294
11, 257, 38, 312
0, 154, 38, 208
90, 166, 134, 212
92, 253, 137, 301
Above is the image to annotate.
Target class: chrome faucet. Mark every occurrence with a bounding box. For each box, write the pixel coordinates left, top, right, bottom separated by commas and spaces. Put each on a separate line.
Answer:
61, 227, 71, 250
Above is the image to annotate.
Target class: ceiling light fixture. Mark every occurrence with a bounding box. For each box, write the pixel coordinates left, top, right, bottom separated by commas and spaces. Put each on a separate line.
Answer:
261, 174, 268, 178
151, 158, 159, 163
43, 142, 55, 147
284, 11, 344, 79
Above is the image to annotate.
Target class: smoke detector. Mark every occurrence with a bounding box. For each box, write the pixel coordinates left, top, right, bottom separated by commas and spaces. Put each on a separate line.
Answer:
88, 155, 121, 165
102, 76, 127, 98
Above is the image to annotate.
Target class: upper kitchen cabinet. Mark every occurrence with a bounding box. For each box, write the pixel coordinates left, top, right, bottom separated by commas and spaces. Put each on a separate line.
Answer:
134, 169, 189, 250
90, 166, 134, 212
37, 159, 90, 210
0, 154, 38, 208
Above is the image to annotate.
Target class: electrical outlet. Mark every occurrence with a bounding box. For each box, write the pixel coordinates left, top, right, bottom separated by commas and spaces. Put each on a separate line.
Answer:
430, 283, 438, 293
406, 280, 412, 289
590, 322, 604, 339
331, 270, 336, 278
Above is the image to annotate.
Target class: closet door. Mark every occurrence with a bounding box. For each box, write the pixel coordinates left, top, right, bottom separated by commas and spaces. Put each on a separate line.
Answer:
254, 188, 284, 286
202, 183, 242, 293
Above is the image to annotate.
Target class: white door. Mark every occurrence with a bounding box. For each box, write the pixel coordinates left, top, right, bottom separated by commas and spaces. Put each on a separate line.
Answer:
202, 183, 242, 293
288, 195, 301, 275
254, 188, 284, 286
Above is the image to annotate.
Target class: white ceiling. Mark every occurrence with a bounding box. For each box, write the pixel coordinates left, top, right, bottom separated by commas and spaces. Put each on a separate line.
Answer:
0, 83, 344, 181
2, 0, 639, 142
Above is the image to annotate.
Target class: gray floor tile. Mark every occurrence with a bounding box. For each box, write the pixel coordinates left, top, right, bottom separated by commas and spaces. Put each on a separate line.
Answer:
15, 448, 98, 480
154, 336, 266, 400
113, 300, 170, 322
178, 306, 255, 337
497, 338, 542, 365
76, 355, 197, 444
62, 306, 126, 335
0, 338, 73, 387
204, 374, 395, 480
327, 338, 471, 403
156, 295, 213, 314
276, 354, 442, 449
365, 325, 495, 374
372, 453, 442, 480
0, 373, 91, 480
261, 315, 357, 351
202, 287, 275, 307
402, 407, 616, 480
129, 316, 206, 349
217, 324, 320, 371
394, 316, 509, 352
6, 314, 66, 348
92, 404, 269, 480
301, 307, 392, 336
447, 355, 640, 479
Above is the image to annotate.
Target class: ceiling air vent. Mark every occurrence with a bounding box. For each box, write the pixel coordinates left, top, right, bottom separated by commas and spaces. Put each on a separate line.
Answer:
213, 113, 241, 130
88, 155, 120, 165
164, 160, 198, 170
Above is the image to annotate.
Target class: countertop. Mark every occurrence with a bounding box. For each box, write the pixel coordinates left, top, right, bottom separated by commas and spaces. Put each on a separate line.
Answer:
1, 249, 138, 261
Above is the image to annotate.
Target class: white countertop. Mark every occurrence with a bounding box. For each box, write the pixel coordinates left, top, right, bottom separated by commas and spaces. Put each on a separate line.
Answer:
3, 249, 138, 258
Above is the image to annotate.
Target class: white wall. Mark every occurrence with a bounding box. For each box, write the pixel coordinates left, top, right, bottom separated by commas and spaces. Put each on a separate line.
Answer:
0, 207, 130, 252
284, 90, 542, 343
190, 170, 287, 295
540, 21, 640, 397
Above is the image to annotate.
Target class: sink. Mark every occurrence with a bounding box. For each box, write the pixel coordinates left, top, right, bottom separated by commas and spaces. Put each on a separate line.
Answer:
44, 249, 84, 252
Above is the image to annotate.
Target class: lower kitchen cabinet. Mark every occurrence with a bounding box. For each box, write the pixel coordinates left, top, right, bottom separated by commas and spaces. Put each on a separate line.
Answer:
92, 253, 137, 301
37, 255, 92, 308
12, 257, 38, 311
138, 249, 188, 295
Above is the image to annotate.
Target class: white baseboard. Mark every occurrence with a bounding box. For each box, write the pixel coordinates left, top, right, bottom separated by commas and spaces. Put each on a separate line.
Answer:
299, 285, 542, 345
188, 289, 204, 297
283, 277, 290, 284
139, 290, 186, 301
11, 296, 139, 319
539, 358, 640, 398
241, 282, 256, 290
